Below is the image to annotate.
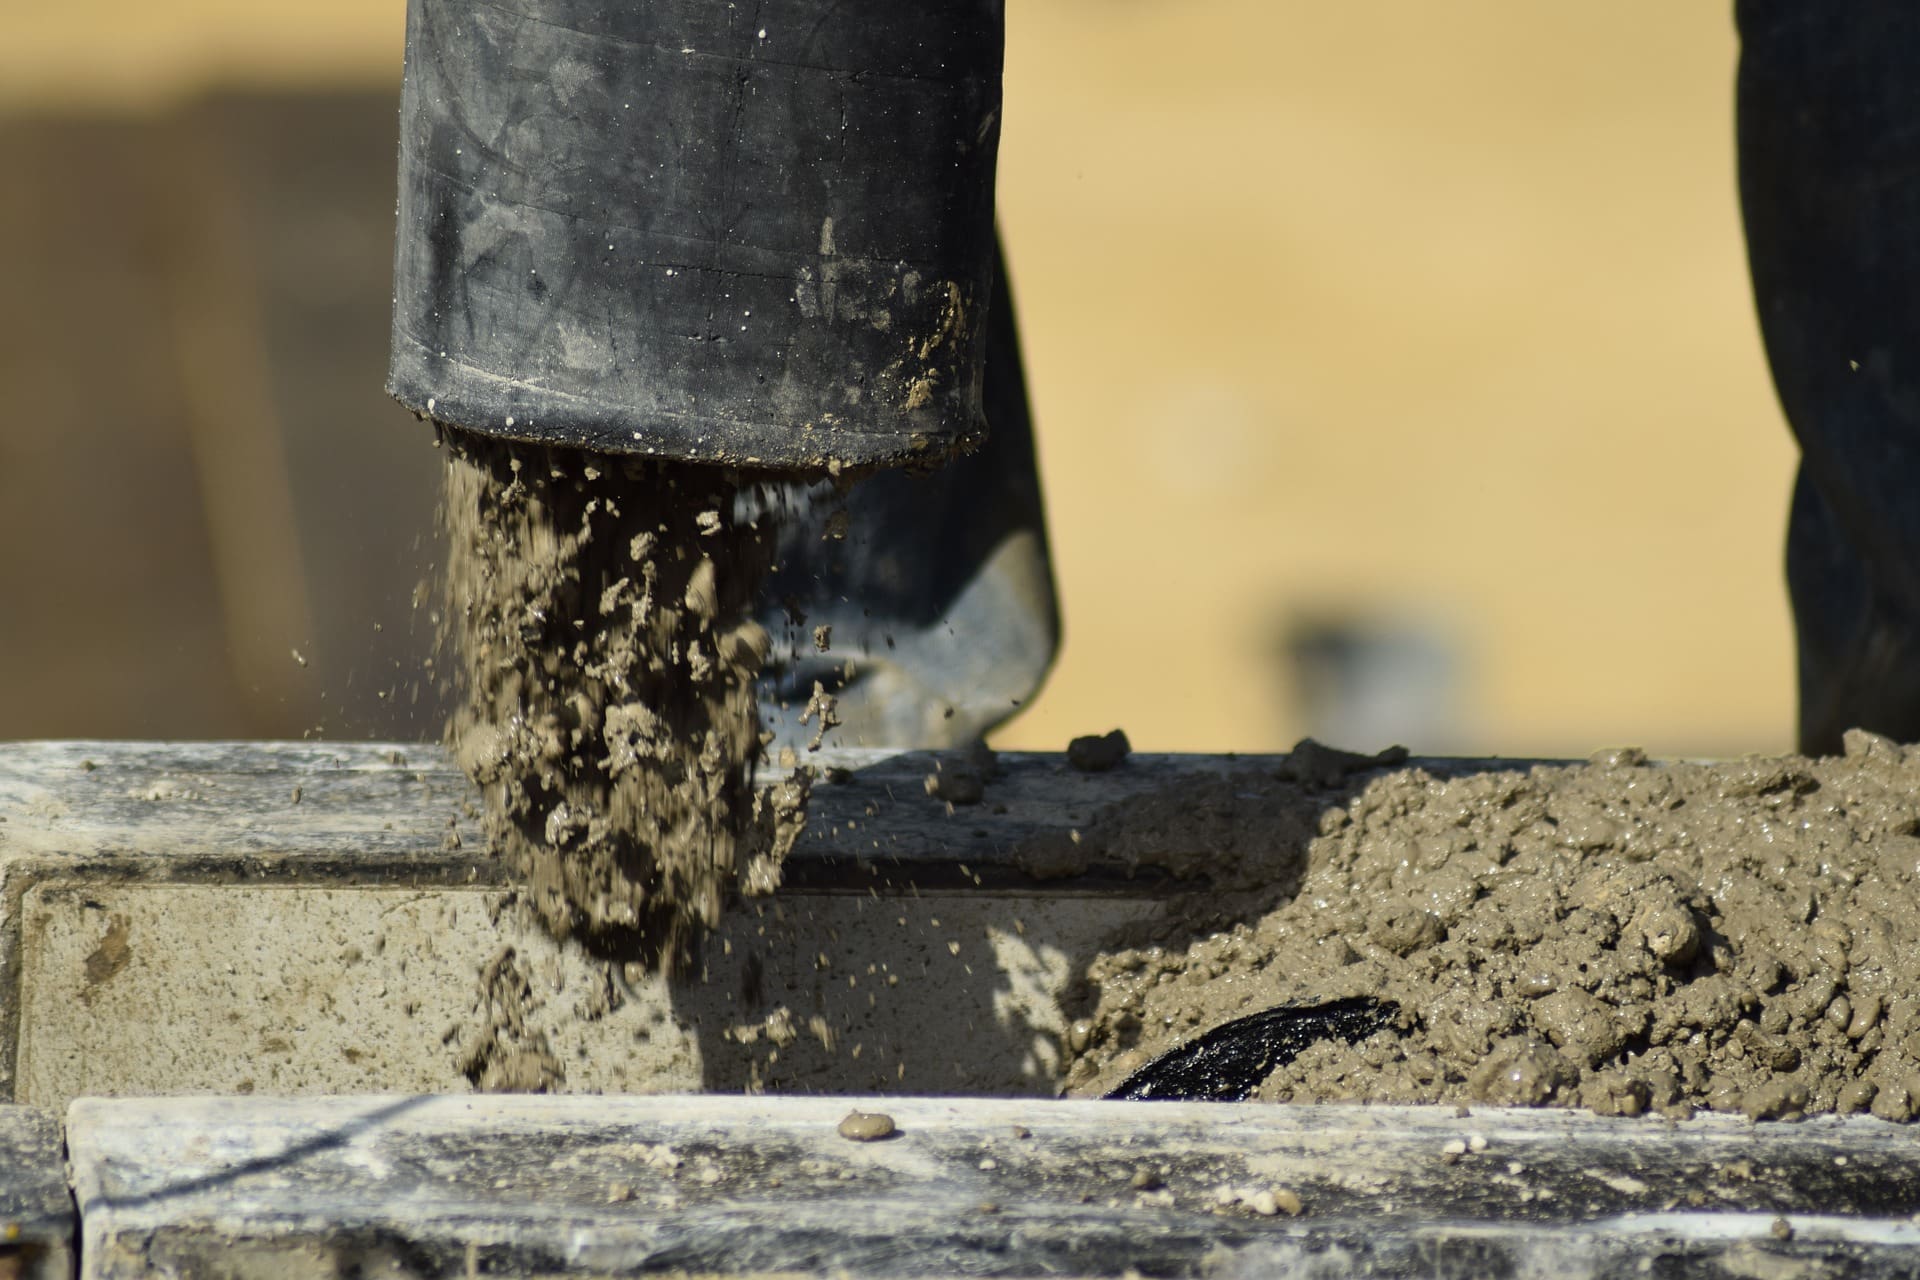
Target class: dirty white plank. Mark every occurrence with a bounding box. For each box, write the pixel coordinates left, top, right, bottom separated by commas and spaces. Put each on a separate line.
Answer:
0, 739, 1514, 887
66, 1094, 1920, 1278
0, 1105, 73, 1280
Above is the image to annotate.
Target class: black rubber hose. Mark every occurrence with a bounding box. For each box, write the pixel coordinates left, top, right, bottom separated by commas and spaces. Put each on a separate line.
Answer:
389, 0, 1004, 469
1106, 999, 1402, 1103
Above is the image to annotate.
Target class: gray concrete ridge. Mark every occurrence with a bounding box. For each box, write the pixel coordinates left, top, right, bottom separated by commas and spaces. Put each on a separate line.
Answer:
60, 1094, 1920, 1278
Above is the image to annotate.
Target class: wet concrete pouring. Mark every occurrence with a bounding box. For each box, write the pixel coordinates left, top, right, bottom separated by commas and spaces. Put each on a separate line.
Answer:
436, 437, 1920, 1126
439, 430, 811, 1090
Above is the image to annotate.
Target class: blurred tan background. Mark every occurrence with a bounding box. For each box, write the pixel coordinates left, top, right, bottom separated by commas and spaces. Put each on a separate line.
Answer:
0, 1, 1796, 757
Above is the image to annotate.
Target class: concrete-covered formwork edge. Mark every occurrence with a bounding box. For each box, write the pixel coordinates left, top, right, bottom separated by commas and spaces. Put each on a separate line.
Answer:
54, 1093, 1920, 1279
0, 739, 1539, 1109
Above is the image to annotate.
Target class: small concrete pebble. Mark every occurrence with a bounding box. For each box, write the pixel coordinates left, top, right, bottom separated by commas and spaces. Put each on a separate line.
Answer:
1243, 1190, 1281, 1217
837, 1110, 897, 1142
1215, 1185, 1301, 1217
1066, 729, 1131, 772
924, 767, 985, 806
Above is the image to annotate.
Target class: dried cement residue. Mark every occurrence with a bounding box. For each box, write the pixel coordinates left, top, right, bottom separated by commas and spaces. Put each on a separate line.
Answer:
439, 429, 809, 989
1066, 731, 1920, 1122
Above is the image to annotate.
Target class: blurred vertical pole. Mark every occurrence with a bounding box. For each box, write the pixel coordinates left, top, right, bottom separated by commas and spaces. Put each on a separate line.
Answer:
1737, 1, 1920, 751
165, 100, 317, 730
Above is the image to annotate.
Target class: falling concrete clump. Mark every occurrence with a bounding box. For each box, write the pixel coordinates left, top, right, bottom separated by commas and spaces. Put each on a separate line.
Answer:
458, 945, 563, 1093
438, 428, 811, 1021
1067, 731, 1920, 1122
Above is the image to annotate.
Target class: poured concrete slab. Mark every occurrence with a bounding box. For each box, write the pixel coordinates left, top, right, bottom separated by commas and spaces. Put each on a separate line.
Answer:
0, 1106, 74, 1280
66, 1093, 1920, 1278
0, 740, 1387, 1106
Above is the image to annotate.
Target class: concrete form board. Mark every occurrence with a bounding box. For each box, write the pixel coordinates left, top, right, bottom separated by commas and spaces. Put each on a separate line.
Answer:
0, 1106, 74, 1280
63, 1093, 1920, 1278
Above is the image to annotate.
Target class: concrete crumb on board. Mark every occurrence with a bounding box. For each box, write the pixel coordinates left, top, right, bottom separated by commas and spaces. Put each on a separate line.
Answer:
837, 1110, 897, 1141
1066, 730, 1920, 1123
1067, 729, 1131, 773
439, 428, 813, 1089
925, 768, 985, 806
925, 743, 996, 807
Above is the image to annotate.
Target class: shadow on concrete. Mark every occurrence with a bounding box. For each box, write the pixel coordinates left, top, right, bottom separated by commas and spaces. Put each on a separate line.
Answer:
656, 746, 1433, 1099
